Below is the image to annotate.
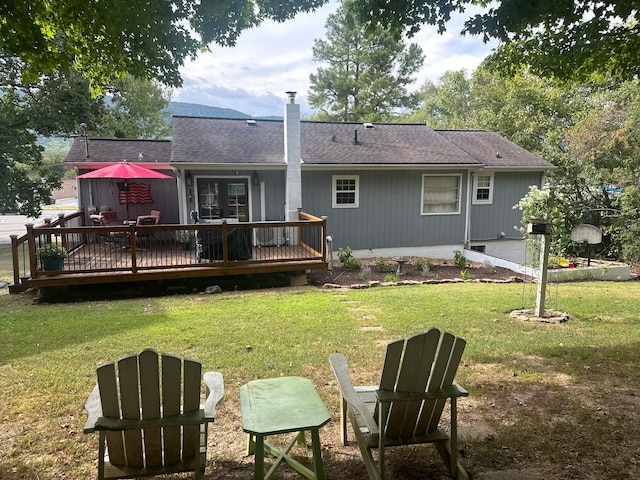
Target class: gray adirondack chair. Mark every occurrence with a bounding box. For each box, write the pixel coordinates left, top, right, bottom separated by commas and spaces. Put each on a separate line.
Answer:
84, 349, 224, 479
329, 328, 469, 480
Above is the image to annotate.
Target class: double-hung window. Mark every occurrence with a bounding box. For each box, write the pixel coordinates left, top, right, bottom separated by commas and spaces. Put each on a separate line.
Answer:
332, 175, 359, 208
422, 174, 461, 215
473, 173, 494, 204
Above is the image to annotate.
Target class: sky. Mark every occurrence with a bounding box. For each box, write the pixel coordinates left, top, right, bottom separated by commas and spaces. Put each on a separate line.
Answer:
172, 1, 499, 118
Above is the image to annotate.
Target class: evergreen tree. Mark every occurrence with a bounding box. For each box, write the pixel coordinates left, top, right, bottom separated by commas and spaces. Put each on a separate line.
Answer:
308, 0, 424, 122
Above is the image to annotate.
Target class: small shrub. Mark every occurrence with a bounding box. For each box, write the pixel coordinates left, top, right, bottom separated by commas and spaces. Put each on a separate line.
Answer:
337, 246, 352, 264
483, 260, 496, 274
460, 270, 472, 280
337, 247, 361, 270
415, 258, 432, 271
176, 230, 195, 243
453, 250, 466, 268
374, 257, 394, 273
384, 273, 398, 282
358, 265, 372, 282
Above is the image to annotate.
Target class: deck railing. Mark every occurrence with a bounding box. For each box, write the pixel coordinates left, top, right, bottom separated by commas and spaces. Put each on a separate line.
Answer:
9, 210, 327, 292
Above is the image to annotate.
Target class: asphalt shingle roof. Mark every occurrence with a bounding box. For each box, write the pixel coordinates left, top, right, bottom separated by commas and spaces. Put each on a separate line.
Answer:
171, 116, 552, 169
171, 117, 284, 165
435, 130, 553, 168
65, 138, 172, 165
66, 118, 554, 171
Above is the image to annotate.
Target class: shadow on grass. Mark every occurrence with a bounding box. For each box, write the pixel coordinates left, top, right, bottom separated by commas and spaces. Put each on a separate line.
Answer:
0, 295, 174, 364
463, 341, 640, 479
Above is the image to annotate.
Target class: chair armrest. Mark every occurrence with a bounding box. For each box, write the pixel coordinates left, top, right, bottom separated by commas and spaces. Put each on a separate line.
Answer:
203, 371, 225, 420
329, 353, 379, 436
83, 384, 103, 433
376, 382, 469, 403
95, 410, 205, 431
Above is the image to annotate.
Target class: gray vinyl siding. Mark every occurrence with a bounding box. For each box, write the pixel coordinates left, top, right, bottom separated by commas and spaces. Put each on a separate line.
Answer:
302, 169, 468, 251
78, 177, 179, 223
470, 171, 544, 242
256, 170, 286, 221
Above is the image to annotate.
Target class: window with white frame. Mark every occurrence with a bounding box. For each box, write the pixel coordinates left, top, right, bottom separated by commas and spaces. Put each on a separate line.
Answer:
332, 175, 359, 208
473, 173, 494, 204
422, 174, 461, 214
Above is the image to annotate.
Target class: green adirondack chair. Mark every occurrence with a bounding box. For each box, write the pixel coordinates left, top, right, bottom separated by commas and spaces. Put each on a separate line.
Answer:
84, 349, 224, 479
329, 328, 469, 480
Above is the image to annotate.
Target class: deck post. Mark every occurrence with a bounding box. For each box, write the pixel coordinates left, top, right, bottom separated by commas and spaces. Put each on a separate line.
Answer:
10, 235, 20, 287
58, 214, 67, 250
320, 216, 328, 261
221, 220, 229, 265
25, 224, 38, 279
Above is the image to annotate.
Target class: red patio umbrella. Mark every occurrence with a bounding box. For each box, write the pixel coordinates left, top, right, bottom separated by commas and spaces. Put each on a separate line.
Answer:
77, 161, 173, 220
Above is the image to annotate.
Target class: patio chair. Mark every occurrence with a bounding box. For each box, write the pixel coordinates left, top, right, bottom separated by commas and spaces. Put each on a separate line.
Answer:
135, 214, 159, 246
90, 211, 125, 244
329, 328, 469, 480
84, 349, 225, 480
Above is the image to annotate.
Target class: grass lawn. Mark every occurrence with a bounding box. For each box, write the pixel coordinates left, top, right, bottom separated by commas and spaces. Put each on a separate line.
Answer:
0, 281, 639, 479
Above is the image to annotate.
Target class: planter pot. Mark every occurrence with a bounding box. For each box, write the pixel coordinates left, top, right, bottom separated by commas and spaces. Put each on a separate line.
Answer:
42, 258, 65, 271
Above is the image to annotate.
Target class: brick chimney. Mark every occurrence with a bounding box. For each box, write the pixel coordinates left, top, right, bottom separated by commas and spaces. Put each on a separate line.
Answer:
284, 91, 302, 223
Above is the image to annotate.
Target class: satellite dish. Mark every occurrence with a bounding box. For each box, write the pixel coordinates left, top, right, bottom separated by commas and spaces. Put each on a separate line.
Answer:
570, 224, 602, 245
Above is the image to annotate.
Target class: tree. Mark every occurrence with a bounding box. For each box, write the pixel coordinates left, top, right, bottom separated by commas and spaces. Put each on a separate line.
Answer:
409, 70, 472, 129
0, 0, 327, 90
0, 66, 171, 217
561, 81, 640, 261
99, 77, 172, 139
0, 90, 62, 217
308, 0, 424, 121
411, 68, 575, 152
411, 67, 640, 262
350, 0, 640, 81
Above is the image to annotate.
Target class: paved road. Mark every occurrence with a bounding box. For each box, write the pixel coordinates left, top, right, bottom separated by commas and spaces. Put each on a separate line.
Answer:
0, 199, 78, 248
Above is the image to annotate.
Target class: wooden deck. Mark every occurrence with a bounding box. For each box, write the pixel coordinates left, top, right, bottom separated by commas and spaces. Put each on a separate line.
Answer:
9, 211, 328, 292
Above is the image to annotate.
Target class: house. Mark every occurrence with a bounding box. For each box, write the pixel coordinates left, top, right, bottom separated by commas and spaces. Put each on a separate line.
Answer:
66, 92, 554, 264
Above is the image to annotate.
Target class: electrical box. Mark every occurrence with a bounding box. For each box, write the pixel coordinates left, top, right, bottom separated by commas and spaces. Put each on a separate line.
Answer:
527, 220, 551, 235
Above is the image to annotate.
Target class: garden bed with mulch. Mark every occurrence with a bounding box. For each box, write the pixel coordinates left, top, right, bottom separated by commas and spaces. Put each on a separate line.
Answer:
307, 256, 530, 288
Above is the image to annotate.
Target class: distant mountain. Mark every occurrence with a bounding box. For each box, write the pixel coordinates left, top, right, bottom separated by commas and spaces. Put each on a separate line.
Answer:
39, 102, 282, 149
167, 102, 252, 119
167, 102, 282, 121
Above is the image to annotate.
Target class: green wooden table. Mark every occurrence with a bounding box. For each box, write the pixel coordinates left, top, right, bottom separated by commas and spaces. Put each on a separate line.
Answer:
240, 376, 331, 480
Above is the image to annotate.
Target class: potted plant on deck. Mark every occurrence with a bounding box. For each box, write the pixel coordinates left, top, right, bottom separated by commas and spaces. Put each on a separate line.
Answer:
176, 230, 195, 250
37, 242, 68, 271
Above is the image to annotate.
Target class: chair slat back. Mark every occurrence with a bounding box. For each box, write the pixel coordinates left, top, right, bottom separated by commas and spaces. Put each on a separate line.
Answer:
161, 353, 182, 465
118, 354, 144, 467
182, 358, 203, 458
384, 329, 440, 438
96, 362, 126, 465
139, 350, 162, 467
423, 334, 466, 433
377, 328, 465, 439
96, 349, 204, 468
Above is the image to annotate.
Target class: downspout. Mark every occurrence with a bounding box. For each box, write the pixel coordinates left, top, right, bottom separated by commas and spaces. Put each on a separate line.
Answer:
464, 169, 477, 249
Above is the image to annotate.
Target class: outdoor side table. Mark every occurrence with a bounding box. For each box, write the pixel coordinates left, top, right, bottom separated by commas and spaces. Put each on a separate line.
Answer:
240, 376, 331, 480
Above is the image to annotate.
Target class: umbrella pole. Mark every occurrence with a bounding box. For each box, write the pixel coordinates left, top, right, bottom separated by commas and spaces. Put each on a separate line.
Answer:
125, 180, 130, 221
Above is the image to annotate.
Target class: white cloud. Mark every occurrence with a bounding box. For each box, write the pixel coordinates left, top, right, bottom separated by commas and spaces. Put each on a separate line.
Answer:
173, 2, 499, 117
